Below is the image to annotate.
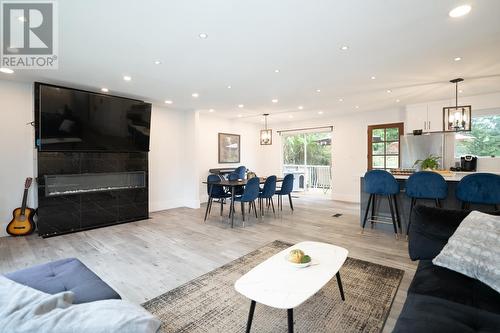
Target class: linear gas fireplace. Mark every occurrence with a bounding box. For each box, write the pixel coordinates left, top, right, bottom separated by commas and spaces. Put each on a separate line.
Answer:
45, 172, 146, 197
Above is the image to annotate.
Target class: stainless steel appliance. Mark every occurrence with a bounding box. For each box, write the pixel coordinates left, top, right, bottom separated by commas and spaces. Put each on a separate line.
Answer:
400, 134, 444, 170
460, 155, 477, 171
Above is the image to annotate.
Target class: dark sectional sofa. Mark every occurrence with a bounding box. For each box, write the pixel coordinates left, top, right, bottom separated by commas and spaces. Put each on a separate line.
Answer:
393, 206, 500, 332
4, 257, 120, 304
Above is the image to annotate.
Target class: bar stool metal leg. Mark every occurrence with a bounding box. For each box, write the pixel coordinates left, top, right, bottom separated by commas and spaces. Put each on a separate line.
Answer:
362, 194, 373, 232
387, 195, 399, 239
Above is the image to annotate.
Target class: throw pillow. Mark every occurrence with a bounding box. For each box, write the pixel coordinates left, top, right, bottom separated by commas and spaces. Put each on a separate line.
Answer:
433, 210, 500, 293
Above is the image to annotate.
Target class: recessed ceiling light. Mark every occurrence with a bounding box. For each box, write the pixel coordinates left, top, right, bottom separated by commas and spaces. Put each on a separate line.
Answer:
371, 76, 376, 80
198, 33, 208, 39
209, 109, 215, 113
318, 111, 324, 115
271, 99, 278, 103
238, 104, 244, 108
192, 93, 199, 98
164, 100, 173, 104
298, 106, 304, 110
237, 114, 242, 118
274, 69, 280, 73
454, 57, 462, 62
0, 67, 14, 74
459, 89, 463, 93
338, 98, 344, 102
355, 105, 359, 109
386, 89, 392, 93
340, 45, 349, 51
449, 5, 472, 18
123, 75, 131, 81
316, 89, 321, 93
289, 115, 294, 119
396, 99, 400, 103
101, 88, 109, 93
154, 60, 162, 65
227, 85, 232, 89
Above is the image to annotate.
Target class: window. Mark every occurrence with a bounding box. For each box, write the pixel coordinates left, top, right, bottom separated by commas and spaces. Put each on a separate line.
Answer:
367, 123, 404, 170
455, 114, 500, 158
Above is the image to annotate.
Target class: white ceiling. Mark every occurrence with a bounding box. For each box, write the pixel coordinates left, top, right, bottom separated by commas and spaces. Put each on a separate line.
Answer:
3, 0, 500, 124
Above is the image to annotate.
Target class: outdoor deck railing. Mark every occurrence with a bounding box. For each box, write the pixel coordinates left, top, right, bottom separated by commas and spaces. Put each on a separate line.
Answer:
283, 164, 332, 190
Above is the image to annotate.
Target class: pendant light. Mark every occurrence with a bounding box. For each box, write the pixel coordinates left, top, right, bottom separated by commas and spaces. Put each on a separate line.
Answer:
443, 78, 472, 132
260, 113, 272, 145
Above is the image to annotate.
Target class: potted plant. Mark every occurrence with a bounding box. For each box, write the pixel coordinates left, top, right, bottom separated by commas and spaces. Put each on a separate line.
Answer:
413, 154, 441, 171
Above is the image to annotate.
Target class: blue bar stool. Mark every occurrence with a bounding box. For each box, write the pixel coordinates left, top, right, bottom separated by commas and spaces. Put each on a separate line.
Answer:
456, 173, 500, 211
362, 170, 401, 239
406, 171, 448, 236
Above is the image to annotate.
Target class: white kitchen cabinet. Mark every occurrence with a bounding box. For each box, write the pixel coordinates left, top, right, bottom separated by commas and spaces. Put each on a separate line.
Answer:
405, 103, 445, 133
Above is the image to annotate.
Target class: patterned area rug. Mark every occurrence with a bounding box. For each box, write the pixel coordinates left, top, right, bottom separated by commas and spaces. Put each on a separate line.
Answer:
143, 240, 404, 333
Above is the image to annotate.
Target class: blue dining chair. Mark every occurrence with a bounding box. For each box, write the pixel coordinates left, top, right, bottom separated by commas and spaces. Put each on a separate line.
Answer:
362, 170, 401, 239
276, 174, 294, 211
258, 176, 277, 217
228, 171, 244, 196
232, 177, 260, 225
204, 174, 231, 221
405, 171, 448, 236
234, 166, 247, 179
456, 173, 500, 211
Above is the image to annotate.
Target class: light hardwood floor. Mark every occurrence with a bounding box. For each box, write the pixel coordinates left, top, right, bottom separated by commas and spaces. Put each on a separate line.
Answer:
0, 196, 416, 332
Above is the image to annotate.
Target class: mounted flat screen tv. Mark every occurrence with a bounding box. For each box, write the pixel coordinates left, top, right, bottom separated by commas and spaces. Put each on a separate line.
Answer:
35, 83, 152, 152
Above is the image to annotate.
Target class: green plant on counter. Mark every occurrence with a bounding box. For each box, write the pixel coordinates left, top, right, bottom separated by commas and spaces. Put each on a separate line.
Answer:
413, 154, 441, 170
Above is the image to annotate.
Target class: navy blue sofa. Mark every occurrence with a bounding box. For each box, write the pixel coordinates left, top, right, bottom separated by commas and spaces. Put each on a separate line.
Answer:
4, 258, 120, 304
393, 206, 500, 332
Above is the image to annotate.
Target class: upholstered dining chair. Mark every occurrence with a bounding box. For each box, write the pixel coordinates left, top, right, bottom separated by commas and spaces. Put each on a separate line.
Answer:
275, 174, 294, 211
258, 176, 277, 217
232, 177, 260, 226
204, 174, 231, 221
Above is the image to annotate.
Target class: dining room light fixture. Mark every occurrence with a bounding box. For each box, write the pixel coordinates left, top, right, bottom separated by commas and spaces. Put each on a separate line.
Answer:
260, 114, 272, 145
443, 78, 471, 132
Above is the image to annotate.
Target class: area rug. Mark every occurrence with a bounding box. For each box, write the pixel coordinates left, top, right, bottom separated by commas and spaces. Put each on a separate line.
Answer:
143, 240, 404, 333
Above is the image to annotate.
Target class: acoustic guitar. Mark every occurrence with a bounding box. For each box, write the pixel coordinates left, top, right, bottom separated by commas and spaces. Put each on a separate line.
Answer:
7, 177, 36, 236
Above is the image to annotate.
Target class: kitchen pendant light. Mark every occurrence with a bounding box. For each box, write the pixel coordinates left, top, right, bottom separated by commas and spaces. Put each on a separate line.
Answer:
260, 114, 272, 145
443, 78, 471, 132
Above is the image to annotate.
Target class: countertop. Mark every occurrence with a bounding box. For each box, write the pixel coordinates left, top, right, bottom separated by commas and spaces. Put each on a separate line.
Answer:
361, 171, 500, 182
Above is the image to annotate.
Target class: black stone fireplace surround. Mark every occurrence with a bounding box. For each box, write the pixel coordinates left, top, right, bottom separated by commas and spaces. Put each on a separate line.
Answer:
37, 152, 149, 237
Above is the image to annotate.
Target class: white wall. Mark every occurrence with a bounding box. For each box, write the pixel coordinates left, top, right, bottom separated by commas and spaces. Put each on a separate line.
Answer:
261, 108, 406, 203
198, 114, 266, 203
0, 80, 36, 237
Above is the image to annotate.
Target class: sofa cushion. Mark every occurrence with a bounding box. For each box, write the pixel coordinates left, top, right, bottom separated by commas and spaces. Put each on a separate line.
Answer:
4, 258, 120, 304
433, 210, 500, 293
393, 293, 500, 333
409, 260, 500, 315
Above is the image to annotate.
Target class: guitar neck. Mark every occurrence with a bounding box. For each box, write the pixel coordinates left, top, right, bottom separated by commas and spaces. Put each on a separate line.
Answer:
20, 188, 28, 216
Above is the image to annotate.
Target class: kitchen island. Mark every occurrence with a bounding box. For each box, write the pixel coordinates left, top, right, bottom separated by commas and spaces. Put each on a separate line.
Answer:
359, 172, 498, 234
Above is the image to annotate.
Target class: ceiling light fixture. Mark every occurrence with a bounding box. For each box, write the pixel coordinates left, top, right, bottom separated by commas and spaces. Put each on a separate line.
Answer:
238, 104, 244, 108
338, 98, 344, 102
444, 78, 471, 132
459, 89, 463, 93
274, 69, 280, 73
271, 99, 278, 103
260, 114, 272, 145
154, 60, 162, 65
209, 109, 215, 113
449, 5, 472, 18
227, 85, 232, 89
316, 89, 321, 93
198, 33, 208, 39
298, 106, 304, 110
318, 111, 324, 115
396, 99, 400, 103
386, 89, 392, 93
164, 100, 173, 104
123, 75, 132, 81
340, 45, 349, 50
454, 57, 462, 62
0, 67, 14, 74
192, 93, 199, 98
237, 114, 242, 118
371, 76, 376, 80
101, 88, 109, 93
355, 105, 359, 109
289, 115, 294, 119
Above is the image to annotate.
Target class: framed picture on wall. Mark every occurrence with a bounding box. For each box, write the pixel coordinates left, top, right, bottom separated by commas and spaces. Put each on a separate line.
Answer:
218, 133, 240, 163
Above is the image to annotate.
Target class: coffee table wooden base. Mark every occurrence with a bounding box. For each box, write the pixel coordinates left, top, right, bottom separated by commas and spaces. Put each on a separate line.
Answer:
244, 272, 345, 333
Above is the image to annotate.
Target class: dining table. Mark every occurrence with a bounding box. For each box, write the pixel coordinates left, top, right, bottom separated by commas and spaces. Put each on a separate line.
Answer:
203, 177, 284, 228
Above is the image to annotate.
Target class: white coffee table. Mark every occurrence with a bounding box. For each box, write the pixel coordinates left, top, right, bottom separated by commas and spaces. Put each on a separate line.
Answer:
234, 241, 348, 333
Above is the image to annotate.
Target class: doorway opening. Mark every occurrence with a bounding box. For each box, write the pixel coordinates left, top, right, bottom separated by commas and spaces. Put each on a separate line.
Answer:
282, 130, 332, 198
